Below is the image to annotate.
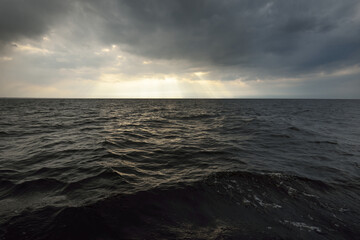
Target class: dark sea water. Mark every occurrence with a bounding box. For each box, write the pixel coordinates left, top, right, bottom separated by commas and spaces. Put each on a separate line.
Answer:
0, 99, 359, 240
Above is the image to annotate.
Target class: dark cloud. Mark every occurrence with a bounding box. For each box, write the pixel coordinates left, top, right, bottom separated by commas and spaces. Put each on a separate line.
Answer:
81, 0, 360, 78
1, 0, 360, 82
0, 0, 70, 48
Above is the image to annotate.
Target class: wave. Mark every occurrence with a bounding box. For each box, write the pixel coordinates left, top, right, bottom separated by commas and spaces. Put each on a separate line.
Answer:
1, 99, 360, 239
2, 170, 359, 239
170, 112, 220, 120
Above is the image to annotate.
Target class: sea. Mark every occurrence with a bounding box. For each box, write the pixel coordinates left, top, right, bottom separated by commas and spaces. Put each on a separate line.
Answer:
0, 99, 359, 240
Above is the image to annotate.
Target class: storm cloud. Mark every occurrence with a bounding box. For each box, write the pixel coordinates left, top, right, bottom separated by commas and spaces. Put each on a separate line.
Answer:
82, 0, 360, 76
0, 0, 71, 48
0, 0, 359, 97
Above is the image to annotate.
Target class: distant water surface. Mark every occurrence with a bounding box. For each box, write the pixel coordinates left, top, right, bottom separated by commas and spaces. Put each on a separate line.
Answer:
0, 99, 359, 239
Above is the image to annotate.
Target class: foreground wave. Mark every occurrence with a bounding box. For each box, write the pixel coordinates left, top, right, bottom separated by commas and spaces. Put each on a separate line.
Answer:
2, 170, 359, 239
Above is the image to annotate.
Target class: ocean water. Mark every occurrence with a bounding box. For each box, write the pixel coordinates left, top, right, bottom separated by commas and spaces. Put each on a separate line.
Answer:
0, 99, 359, 240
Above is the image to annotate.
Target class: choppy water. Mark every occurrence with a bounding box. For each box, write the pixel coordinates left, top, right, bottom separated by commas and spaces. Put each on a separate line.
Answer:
0, 99, 359, 240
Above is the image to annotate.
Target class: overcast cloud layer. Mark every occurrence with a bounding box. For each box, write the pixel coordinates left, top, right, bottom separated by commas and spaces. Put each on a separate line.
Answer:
0, 0, 359, 98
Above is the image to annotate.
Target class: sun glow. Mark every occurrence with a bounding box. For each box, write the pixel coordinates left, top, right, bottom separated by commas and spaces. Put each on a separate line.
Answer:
87, 73, 255, 98
93, 75, 184, 98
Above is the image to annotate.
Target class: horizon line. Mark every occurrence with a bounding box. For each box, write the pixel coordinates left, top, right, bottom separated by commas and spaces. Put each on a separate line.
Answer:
1, 97, 359, 100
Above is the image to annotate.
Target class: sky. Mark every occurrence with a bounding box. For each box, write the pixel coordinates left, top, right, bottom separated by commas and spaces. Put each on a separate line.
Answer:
0, 0, 360, 98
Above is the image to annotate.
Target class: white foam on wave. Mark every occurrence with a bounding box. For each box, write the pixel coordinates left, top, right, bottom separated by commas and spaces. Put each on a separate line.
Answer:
254, 195, 282, 209
281, 220, 322, 233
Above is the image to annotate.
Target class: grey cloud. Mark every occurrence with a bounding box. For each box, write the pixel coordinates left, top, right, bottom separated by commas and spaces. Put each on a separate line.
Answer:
86, 0, 360, 78
0, 0, 70, 48
1, 0, 360, 83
